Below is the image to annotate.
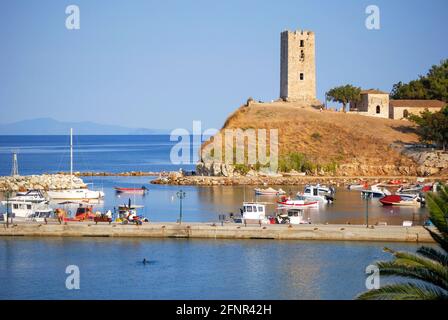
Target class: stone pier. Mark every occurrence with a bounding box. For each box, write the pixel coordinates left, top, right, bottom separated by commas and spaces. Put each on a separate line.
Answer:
0, 222, 435, 243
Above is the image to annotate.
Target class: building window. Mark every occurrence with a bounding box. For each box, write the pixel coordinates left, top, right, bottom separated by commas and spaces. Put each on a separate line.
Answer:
300, 40, 304, 47
300, 50, 305, 61
403, 109, 409, 118
299, 73, 304, 80
376, 105, 381, 114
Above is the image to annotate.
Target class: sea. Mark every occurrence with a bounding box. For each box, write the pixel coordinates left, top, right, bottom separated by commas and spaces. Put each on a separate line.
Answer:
0, 135, 429, 299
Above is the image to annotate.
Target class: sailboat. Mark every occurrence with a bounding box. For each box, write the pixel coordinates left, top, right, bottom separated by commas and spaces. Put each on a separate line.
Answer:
47, 128, 105, 200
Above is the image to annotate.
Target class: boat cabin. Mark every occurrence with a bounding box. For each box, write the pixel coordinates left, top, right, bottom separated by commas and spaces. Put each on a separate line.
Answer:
241, 202, 269, 224
277, 208, 309, 225
1, 200, 52, 219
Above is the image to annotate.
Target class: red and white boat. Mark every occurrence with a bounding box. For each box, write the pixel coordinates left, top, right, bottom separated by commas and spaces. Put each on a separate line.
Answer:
277, 196, 319, 208
114, 186, 148, 194
379, 195, 421, 207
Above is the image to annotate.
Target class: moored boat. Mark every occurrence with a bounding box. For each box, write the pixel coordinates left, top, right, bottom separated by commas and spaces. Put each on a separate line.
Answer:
114, 186, 147, 194
379, 195, 422, 207
240, 202, 270, 224
361, 184, 391, 198
276, 208, 311, 225
277, 195, 319, 208
254, 187, 286, 196
46, 129, 104, 200
10, 190, 48, 203
297, 184, 335, 203
1, 199, 52, 220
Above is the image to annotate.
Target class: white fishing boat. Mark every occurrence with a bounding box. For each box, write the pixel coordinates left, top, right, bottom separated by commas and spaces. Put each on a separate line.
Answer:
361, 184, 391, 198
297, 185, 334, 203
240, 202, 270, 224
276, 208, 310, 225
10, 190, 48, 203
254, 187, 286, 196
1, 199, 52, 220
47, 129, 104, 200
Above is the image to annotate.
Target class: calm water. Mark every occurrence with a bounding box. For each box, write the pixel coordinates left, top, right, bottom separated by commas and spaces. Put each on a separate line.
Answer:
0, 135, 196, 176
0, 135, 429, 225
0, 135, 430, 299
0, 237, 423, 300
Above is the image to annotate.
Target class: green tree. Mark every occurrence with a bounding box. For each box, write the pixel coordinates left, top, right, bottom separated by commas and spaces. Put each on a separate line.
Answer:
326, 85, 361, 112
357, 185, 448, 300
409, 106, 448, 151
391, 59, 448, 102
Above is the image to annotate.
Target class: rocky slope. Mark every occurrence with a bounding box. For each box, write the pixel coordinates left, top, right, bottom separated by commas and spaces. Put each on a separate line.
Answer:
196, 101, 447, 177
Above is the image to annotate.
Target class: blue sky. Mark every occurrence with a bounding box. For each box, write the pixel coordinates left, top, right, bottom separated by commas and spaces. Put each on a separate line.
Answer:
0, 0, 446, 130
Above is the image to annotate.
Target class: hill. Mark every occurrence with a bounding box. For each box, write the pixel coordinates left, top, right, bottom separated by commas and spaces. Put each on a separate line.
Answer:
198, 101, 440, 176
0, 118, 168, 135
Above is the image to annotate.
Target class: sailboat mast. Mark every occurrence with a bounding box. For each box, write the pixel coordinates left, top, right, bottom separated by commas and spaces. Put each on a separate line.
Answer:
70, 128, 73, 189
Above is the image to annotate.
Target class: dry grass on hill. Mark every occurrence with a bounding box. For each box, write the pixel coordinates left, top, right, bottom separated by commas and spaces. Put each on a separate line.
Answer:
220, 101, 419, 167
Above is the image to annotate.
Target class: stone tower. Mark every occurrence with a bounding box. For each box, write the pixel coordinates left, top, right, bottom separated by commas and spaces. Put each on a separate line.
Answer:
280, 30, 316, 102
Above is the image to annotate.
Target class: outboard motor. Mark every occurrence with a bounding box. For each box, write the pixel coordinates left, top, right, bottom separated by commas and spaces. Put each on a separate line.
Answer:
325, 195, 334, 203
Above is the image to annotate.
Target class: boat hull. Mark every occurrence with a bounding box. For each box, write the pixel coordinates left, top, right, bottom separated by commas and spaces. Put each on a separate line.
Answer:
47, 189, 105, 200
114, 187, 147, 195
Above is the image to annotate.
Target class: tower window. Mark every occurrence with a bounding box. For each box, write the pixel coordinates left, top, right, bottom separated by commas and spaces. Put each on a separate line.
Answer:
403, 109, 409, 118
376, 105, 381, 114
300, 40, 304, 47
299, 73, 304, 80
300, 50, 305, 60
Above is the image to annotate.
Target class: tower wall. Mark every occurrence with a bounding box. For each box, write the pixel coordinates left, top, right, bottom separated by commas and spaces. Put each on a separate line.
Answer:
280, 30, 316, 101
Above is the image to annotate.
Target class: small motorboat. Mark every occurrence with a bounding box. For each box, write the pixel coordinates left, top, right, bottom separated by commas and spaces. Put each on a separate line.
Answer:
11, 190, 48, 203
277, 195, 319, 208
347, 182, 368, 190
114, 186, 148, 194
379, 195, 422, 207
361, 184, 391, 198
298, 184, 334, 203
254, 187, 286, 196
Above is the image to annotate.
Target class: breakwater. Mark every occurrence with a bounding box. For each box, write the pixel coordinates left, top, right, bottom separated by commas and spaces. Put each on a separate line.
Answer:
151, 174, 446, 186
0, 222, 435, 243
0, 174, 86, 192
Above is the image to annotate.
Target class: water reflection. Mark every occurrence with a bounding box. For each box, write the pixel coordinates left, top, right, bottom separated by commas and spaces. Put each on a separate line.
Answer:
0, 176, 429, 226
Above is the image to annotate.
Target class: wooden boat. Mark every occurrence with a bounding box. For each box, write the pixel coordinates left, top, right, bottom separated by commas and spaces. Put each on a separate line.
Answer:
114, 186, 147, 194
379, 195, 421, 207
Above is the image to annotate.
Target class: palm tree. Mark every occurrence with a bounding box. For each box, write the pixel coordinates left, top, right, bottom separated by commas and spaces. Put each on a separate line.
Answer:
357, 185, 448, 300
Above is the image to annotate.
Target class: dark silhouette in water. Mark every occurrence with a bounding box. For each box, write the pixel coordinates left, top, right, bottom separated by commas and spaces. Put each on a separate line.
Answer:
143, 258, 148, 265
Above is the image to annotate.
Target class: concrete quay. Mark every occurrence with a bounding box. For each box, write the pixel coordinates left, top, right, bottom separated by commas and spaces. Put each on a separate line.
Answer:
0, 221, 435, 243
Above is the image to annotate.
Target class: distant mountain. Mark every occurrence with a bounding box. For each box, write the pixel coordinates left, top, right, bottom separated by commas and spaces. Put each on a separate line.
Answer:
0, 118, 169, 135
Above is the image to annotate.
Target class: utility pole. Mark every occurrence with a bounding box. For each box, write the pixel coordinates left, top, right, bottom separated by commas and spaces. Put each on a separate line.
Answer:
176, 190, 186, 224
365, 194, 369, 228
